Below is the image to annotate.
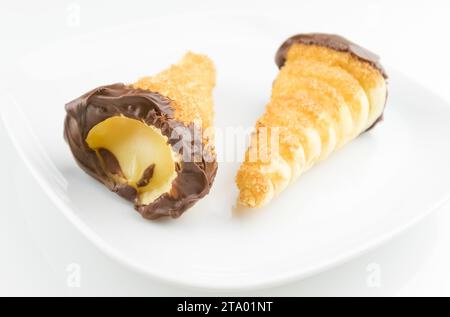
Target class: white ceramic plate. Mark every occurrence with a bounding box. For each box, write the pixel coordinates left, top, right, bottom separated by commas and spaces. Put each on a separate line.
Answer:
2, 13, 450, 290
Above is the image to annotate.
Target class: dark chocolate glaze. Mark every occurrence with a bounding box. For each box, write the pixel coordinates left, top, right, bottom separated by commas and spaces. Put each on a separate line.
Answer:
275, 33, 387, 78
64, 83, 217, 220
136, 164, 155, 188
274, 33, 388, 132
98, 148, 124, 177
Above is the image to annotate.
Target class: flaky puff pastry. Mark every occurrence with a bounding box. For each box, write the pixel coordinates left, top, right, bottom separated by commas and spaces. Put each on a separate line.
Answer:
236, 33, 388, 208
134, 52, 216, 143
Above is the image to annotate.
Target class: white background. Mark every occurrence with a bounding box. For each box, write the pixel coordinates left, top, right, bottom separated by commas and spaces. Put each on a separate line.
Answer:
1, 0, 450, 296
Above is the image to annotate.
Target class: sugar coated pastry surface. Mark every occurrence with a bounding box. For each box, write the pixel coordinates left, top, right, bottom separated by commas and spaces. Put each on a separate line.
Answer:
134, 52, 216, 136
64, 53, 217, 219
236, 33, 388, 208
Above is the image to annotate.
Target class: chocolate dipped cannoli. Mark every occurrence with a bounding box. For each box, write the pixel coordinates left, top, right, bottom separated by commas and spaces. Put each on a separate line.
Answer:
64, 53, 217, 219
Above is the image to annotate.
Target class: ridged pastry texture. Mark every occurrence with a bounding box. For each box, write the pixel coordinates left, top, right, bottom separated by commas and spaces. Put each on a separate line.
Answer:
134, 52, 216, 143
236, 34, 387, 208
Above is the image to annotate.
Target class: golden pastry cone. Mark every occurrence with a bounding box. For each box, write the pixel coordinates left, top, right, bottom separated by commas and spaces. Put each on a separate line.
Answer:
236, 33, 388, 208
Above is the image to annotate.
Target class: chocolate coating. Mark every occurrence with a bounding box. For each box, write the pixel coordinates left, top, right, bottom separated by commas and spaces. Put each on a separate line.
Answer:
98, 148, 124, 177
64, 84, 217, 220
275, 33, 387, 78
275, 33, 388, 132
136, 164, 155, 188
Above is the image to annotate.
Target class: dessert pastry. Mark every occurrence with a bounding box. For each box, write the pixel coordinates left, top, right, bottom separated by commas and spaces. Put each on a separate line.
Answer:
64, 52, 217, 219
236, 33, 388, 208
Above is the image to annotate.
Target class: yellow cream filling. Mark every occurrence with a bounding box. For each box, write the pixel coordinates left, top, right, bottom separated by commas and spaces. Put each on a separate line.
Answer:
86, 116, 178, 205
